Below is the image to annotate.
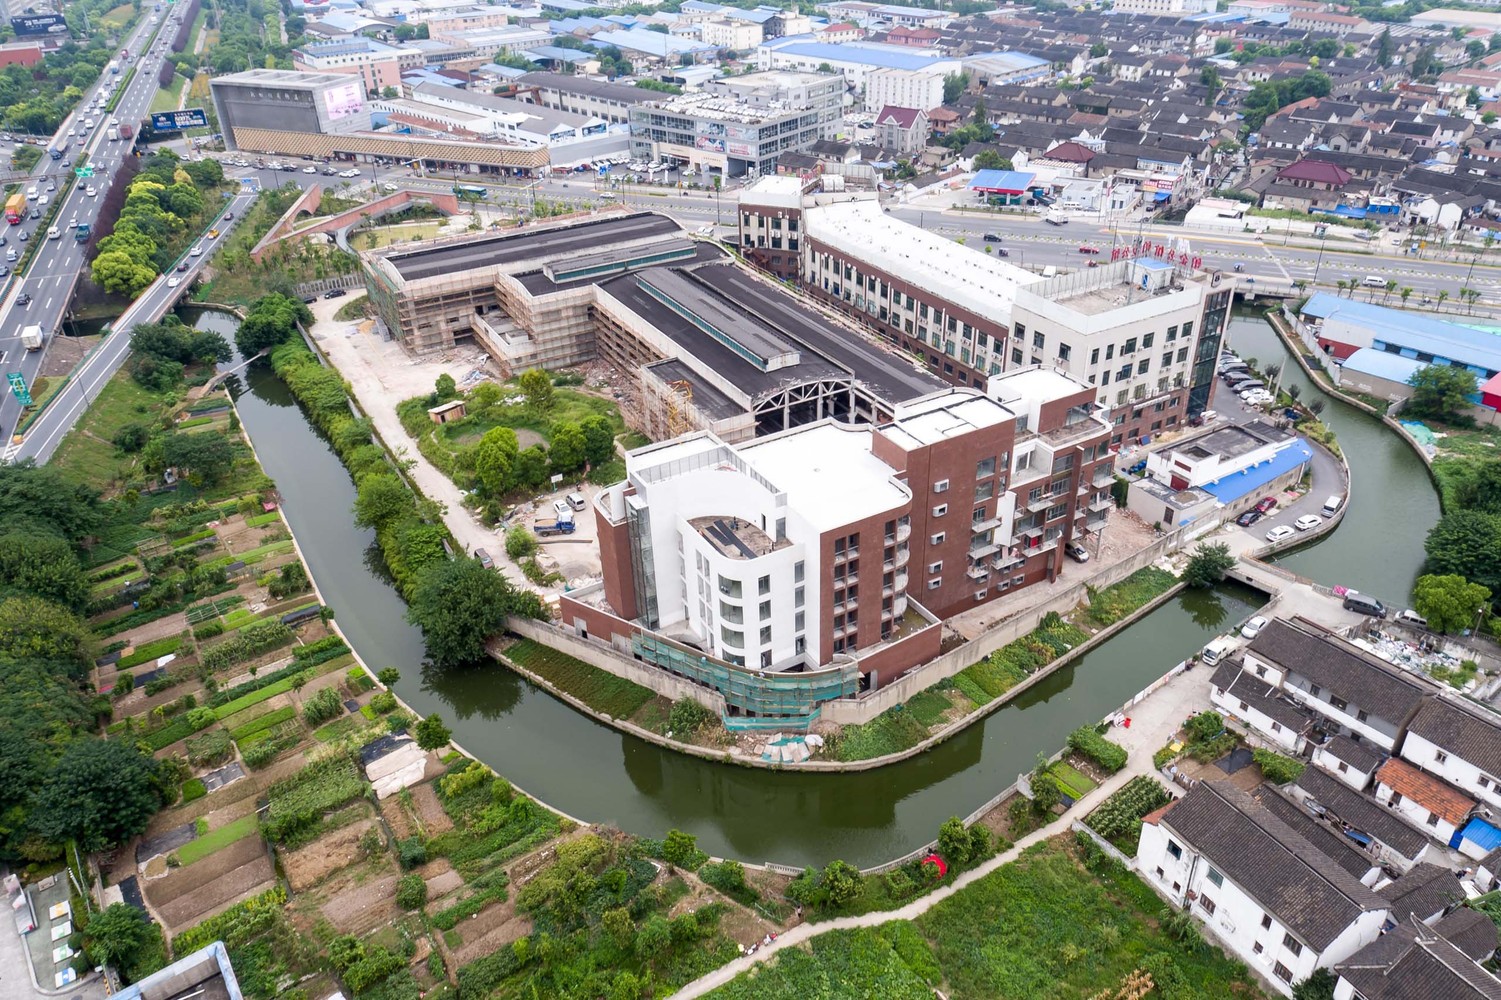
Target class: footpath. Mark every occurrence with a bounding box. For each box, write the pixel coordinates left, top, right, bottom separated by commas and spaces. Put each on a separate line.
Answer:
669, 663, 1217, 999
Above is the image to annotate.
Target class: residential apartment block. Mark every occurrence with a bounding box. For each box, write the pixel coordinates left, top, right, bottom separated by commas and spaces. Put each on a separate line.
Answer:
629, 91, 832, 177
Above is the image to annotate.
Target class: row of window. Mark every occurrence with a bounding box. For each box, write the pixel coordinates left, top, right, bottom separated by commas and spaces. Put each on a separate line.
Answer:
1158, 852, 1304, 984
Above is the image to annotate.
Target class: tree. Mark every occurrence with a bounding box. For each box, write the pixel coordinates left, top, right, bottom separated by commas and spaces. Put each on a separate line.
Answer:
468, 382, 503, 415
662, 828, 698, 867
378, 667, 401, 686
1183, 542, 1235, 588
937, 816, 972, 866
1400, 286, 1412, 307
32, 739, 162, 851
602, 906, 635, 950
1292, 968, 1338, 1000
1412, 574, 1492, 634
91, 250, 157, 296
474, 426, 519, 497
821, 860, 863, 908
434, 373, 458, 402
1200, 65, 1221, 104
407, 557, 516, 668
162, 433, 235, 486
1406, 364, 1479, 423
519, 368, 555, 415
1425, 510, 1501, 593
353, 472, 413, 531
549, 421, 587, 474
635, 915, 671, 961
580, 415, 615, 465
236, 293, 312, 357
942, 71, 967, 104
1090, 42, 1108, 58
0, 595, 91, 668
513, 446, 550, 490
0, 532, 88, 610
414, 713, 452, 750
83, 903, 155, 972
505, 524, 537, 561
972, 149, 1012, 171
1377, 27, 1393, 68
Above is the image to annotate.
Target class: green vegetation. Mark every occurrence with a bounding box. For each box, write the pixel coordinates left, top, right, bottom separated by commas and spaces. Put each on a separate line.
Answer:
1066, 726, 1128, 774
195, 185, 362, 306
956, 612, 1088, 705
1, 0, 138, 134
92, 151, 227, 297
1253, 749, 1306, 785
830, 705, 929, 762
1085, 567, 1179, 626
712, 841, 1266, 999
1084, 776, 1173, 855
176, 814, 259, 866
1412, 573, 1491, 635
261, 752, 366, 843
1406, 364, 1479, 425
501, 637, 655, 719
1182, 542, 1235, 589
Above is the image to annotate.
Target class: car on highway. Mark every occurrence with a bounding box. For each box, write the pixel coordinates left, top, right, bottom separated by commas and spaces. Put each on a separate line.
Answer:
208, 229, 219, 238
1265, 525, 1296, 543
61, 160, 70, 169
1240, 615, 1268, 639
302, 165, 318, 174
189, 244, 203, 256
1294, 514, 1323, 531
176, 261, 188, 271
1254, 496, 1278, 514
85, 186, 95, 196
1078, 245, 1100, 254
167, 276, 181, 288
15, 291, 29, 305
28, 209, 38, 220
110, 117, 118, 126
18, 230, 27, 241
322, 167, 338, 175
339, 169, 360, 178
1235, 509, 1263, 528
983, 233, 1003, 243
0, 266, 8, 277
224, 212, 234, 221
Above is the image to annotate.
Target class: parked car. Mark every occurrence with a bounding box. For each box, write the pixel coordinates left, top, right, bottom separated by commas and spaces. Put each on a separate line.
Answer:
1240, 615, 1268, 639
1265, 525, 1296, 543
323, 288, 346, 299
1236, 510, 1263, 528
1064, 540, 1089, 562
997, 248, 1010, 257
1343, 592, 1387, 618
1294, 514, 1323, 531
1254, 496, 1279, 514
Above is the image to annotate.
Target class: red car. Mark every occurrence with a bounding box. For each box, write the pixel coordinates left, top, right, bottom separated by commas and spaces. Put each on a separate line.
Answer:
1078, 246, 1100, 254
1254, 496, 1279, 514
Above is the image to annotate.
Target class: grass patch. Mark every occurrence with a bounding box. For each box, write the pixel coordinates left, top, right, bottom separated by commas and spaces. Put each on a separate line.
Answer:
904, 688, 953, 728
1048, 760, 1097, 799
177, 814, 259, 866
1084, 567, 1179, 627
831, 705, 929, 762
230, 705, 298, 743
50, 370, 174, 489
955, 612, 1088, 704
502, 638, 654, 719
313, 716, 363, 742
214, 678, 296, 719
151, 72, 187, 115
348, 221, 443, 249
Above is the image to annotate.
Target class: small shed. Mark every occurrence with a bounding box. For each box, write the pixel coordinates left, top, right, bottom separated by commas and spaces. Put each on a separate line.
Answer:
428, 399, 467, 424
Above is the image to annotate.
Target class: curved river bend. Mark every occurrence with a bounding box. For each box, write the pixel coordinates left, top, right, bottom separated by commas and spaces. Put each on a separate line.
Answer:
207, 309, 1437, 867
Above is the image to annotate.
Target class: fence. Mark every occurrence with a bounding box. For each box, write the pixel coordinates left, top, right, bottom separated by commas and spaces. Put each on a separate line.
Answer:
1071, 820, 1137, 870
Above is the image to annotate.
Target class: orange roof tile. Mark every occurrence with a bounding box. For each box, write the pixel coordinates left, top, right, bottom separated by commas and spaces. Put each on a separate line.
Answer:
1376, 758, 1476, 825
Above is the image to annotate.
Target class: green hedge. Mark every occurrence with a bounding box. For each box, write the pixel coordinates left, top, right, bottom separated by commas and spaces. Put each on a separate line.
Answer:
1067, 726, 1128, 774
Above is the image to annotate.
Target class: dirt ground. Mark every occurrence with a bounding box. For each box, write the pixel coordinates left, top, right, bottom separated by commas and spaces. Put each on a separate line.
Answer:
144, 836, 266, 906
424, 869, 464, 903
282, 818, 380, 892
451, 896, 532, 966
39, 334, 101, 377
157, 853, 276, 932
379, 795, 414, 841
315, 864, 403, 936
408, 783, 453, 836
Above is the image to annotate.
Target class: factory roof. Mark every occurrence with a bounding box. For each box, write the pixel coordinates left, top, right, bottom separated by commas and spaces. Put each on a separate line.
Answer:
383, 212, 682, 281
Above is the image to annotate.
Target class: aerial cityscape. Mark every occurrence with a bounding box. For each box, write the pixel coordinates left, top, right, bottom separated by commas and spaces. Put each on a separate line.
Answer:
2, 0, 1501, 998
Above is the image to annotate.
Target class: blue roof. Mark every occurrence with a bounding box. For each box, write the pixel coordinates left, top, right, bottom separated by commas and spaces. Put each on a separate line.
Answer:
590, 28, 716, 55
1138, 258, 1173, 272
760, 39, 946, 71
1198, 440, 1314, 503
1461, 816, 1501, 853
1340, 347, 1426, 384
964, 50, 1050, 70
969, 169, 1035, 192
524, 46, 598, 63
1302, 292, 1501, 374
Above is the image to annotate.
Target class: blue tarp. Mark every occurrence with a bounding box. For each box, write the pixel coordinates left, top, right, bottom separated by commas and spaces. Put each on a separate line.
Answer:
1461, 816, 1501, 853
1153, 190, 1171, 201
1198, 440, 1315, 504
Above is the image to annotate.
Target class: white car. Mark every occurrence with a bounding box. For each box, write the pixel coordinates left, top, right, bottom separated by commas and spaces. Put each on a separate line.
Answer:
1240, 615, 1268, 639
302, 165, 318, 174
85, 186, 96, 197
1265, 525, 1296, 543
37, 195, 48, 206
340, 169, 360, 177
109, 117, 119, 126
189, 244, 203, 257
1294, 514, 1323, 531
167, 276, 181, 287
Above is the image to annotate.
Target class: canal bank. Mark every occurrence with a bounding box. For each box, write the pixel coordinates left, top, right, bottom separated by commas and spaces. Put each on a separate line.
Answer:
198, 301, 1270, 866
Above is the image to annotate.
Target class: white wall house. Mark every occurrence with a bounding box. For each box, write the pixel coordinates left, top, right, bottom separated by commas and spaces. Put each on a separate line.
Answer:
1371, 757, 1475, 849
1309, 735, 1383, 792
1209, 660, 1312, 754
1399, 697, 1501, 814
1138, 782, 1389, 997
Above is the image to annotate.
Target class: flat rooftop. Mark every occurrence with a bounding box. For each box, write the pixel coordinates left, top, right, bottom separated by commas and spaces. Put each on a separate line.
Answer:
989, 365, 1089, 407
880, 389, 1015, 451
803, 201, 1038, 324
689, 514, 788, 560
383, 213, 682, 281
743, 422, 909, 531
634, 90, 807, 125
643, 358, 743, 420
517, 239, 719, 294
1172, 419, 1292, 463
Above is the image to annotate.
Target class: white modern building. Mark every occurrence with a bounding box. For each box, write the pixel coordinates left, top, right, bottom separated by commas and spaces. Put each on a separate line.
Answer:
865, 66, 943, 113
404, 82, 610, 145
1398, 696, 1501, 815
1140, 782, 1390, 997
754, 37, 959, 95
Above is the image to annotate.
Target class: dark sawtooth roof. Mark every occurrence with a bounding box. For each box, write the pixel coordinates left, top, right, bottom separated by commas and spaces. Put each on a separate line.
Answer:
1336, 917, 1501, 1000
1159, 781, 1387, 952
1378, 862, 1466, 923
1405, 697, 1501, 770
1246, 617, 1435, 725
1316, 734, 1383, 774
1223, 670, 1316, 734
1296, 765, 1430, 860
1436, 907, 1500, 962
1249, 783, 1379, 880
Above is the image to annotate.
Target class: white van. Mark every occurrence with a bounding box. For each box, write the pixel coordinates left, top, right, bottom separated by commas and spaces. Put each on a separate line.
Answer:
1321, 495, 1345, 517
46, 226, 59, 240
25, 184, 36, 199
1361, 275, 1386, 288
1200, 636, 1237, 667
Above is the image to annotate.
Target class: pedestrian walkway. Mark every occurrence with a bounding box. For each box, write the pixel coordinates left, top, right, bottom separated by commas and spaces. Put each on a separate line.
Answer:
669, 664, 1217, 998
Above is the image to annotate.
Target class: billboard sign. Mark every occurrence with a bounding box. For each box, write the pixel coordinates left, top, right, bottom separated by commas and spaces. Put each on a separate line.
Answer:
725, 141, 754, 158
6, 372, 31, 407
322, 82, 365, 122
695, 136, 725, 153
11, 14, 65, 34
151, 108, 209, 131
726, 124, 756, 142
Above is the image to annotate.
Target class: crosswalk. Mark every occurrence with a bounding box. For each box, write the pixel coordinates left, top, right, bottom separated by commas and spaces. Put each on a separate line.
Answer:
3, 441, 22, 464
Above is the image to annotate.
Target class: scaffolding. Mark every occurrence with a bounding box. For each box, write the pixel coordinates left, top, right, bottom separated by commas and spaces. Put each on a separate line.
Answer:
632, 633, 858, 719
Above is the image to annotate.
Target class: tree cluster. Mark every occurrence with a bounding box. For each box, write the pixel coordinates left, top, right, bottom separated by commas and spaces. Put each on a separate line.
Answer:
91, 151, 225, 297
1242, 70, 1332, 131
129, 317, 231, 391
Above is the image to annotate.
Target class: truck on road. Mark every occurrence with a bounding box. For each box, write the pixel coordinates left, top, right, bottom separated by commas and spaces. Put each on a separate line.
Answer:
4, 193, 24, 225
107, 126, 119, 141
1044, 207, 1067, 226
119, 123, 133, 140
533, 513, 576, 536
47, 137, 66, 160
106, 60, 120, 75
21, 325, 44, 351
75, 222, 90, 242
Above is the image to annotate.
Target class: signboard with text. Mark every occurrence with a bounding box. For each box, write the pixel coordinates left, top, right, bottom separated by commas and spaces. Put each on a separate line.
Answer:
150, 108, 209, 132
6, 373, 32, 407
11, 14, 66, 35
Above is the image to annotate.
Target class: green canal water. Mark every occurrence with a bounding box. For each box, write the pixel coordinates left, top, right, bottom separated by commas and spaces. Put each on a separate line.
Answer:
207, 310, 1314, 867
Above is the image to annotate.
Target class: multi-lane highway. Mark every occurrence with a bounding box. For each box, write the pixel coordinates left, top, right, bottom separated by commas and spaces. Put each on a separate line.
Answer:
0, 6, 190, 449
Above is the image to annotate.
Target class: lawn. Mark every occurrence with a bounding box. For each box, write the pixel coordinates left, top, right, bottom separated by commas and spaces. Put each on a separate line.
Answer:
50, 369, 173, 488
99, 3, 136, 29
177, 814, 260, 867
151, 72, 187, 115
501, 638, 654, 720
710, 840, 1267, 1000
348, 221, 444, 250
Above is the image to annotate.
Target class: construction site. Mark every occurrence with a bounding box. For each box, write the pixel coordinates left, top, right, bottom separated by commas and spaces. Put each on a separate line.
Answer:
358, 210, 946, 444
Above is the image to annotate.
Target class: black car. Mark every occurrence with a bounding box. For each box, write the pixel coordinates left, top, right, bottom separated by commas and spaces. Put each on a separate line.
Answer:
323, 288, 346, 299
1236, 510, 1263, 528
16, 293, 30, 306
302, 296, 318, 304
176, 262, 189, 272
983, 233, 1004, 243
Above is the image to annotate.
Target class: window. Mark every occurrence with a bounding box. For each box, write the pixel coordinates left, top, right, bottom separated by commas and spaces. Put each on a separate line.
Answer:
932, 504, 948, 518
1273, 963, 1293, 984
1058, 343, 1072, 363
1436, 750, 1449, 764
1357, 710, 1368, 723
1166, 840, 1183, 860
934, 479, 950, 493
1252, 942, 1264, 955
973, 506, 989, 524
795, 611, 804, 631
1329, 695, 1349, 711
928, 578, 942, 590
930, 532, 946, 545
758, 575, 770, 596
1427, 812, 1441, 827
760, 626, 772, 645
1137, 359, 1150, 376
973, 589, 987, 600
1282, 934, 1303, 957
1032, 330, 1045, 349
1199, 894, 1216, 915
975, 481, 995, 502
718, 576, 741, 598
1090, 348, 1100, 365
1123, 336, 1137, 354
1207, 867, 1224, 888
1261, 915, 1273, 931
759, 600, 771, 621
1142, 332, 1154, 349
795, 561, 805, 583
1166, 324, 1178, 342
795, 586, 804, 608
927, 561, 943, 573
976, 456, 996, 479
1337, 762, 1348, 773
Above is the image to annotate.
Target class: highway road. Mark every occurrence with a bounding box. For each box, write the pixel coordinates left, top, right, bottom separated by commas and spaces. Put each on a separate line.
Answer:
0, 6, 194, 451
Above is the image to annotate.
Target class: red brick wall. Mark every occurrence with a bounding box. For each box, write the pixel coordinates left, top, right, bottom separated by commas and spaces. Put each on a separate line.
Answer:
558, 596, 638, 646
856, 620, 941, 688
817, 503, 909, 665
595, 495, 639, 622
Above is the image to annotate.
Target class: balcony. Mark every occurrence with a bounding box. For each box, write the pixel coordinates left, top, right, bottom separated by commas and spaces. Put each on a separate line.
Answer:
894, 546, 910, 568
993, 551, 1024, 572
966, 564, 990, 582
1024, 544, 1053, 559
894, 571, 908, 592
1018, 524, 1045, 541
969, 540, 1001, 559
972, 515, 1003, 533
1093, 467, 1115, 488
1089, 496, 1113, 513
1026, 492, 1059, 513
892, 595, 908, 618
896, 522, 911, 543
1086, 513, 1108, 531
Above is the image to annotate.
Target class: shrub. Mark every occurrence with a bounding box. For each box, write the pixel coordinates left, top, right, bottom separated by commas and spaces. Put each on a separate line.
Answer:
1066, 726, 1128, 773
181, 779, 206, 803
397, 837, 427, 870
666, 697, 716, 736
193, 621, 225, 640
1253, 748, 1305, 785
1185, 710, 1224, 744
699, 859, 746, 895
369, 692, 397, 714
200, 620, 294, 672
1085, 776, 1172, 842
395, 874, 427, 910
185, 730, 232, 767
302, 687, 343, 726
